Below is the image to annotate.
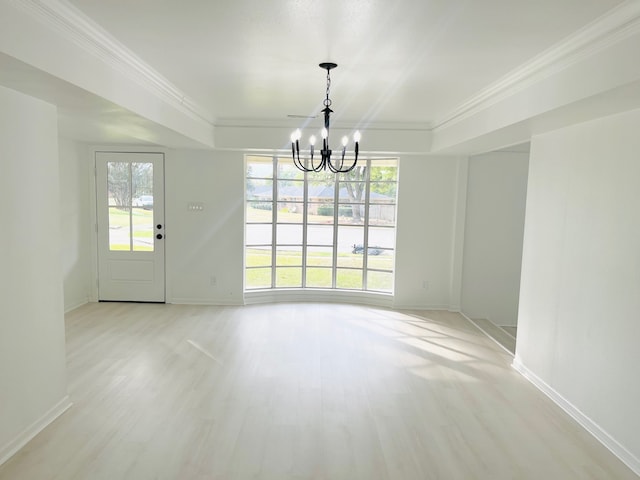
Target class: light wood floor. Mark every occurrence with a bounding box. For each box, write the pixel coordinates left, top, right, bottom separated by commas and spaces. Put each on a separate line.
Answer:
1, 302, 636, 480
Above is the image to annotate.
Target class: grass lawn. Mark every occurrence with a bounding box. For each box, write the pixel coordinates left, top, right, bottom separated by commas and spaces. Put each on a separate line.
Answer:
246, 248, 393, 291
108, 207, 154, 251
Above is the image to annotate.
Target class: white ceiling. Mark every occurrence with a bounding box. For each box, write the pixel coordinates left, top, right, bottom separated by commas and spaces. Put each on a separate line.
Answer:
61, 0, 623, 128
0, 0, 633, 150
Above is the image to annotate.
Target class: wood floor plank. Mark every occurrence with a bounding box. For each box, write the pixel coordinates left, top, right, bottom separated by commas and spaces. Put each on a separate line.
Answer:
0, 302, 637, 480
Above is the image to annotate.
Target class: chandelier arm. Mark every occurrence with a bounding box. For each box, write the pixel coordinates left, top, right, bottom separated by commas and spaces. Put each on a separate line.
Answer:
292, 140, 313, 172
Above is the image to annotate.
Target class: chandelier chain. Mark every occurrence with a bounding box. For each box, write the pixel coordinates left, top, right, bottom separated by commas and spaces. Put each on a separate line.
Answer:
324, 69, 332, 108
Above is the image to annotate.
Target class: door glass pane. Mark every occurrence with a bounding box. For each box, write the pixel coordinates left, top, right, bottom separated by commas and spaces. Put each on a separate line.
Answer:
108, 206, 131, 251
131, 162, 153, 252
107, 161, 131, 251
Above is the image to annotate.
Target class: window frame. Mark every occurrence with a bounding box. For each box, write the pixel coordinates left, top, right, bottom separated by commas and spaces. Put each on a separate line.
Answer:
245, 155, 398, 294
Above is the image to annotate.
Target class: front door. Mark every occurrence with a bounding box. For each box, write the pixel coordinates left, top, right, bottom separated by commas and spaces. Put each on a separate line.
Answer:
96, 152, 165, 302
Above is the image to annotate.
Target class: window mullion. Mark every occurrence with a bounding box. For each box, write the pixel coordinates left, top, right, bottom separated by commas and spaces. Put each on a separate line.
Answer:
271, 156, 277, 289
331, 172, 340, 289
362, 159, 371, 290
302, 166, 309, 287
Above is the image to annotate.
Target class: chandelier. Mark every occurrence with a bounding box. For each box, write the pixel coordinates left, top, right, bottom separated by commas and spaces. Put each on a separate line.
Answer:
290, 62, 361, 173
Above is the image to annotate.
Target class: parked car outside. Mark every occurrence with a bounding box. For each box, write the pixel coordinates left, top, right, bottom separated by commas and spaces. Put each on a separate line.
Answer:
352, 244, 383, 255
133, 195, 153, 209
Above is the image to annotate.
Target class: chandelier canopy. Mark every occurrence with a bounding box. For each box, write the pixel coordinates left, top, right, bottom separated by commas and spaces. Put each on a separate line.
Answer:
290, 63, 361, 173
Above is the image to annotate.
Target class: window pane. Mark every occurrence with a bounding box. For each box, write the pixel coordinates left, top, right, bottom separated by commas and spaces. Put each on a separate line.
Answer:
337, 203, 364, 224
337, 247, 363, 268
367, 250, 395, 271
306, 246, 333, 266
367, 270, 394, 292
276, 202, 304, 223
336, 268, 362, 290
337, 166, 367, 185
338, 181, 367, 205
307, 202, 334, 223
277, 180, 304, 199
246, 179, 273, 200
247, 156, 273, 178
307, 225, 333, 246
306, 267, 332, 288
246, 201, 273, 223
369, 204, 396, 226
276, 246, 302, 266
276, 224, 302, 244
369, 161, 398, 182
246, 247, 271, 267
277, 159, 305, 180
337, 226, 363, 255
246, 267, 272, 289
369, 182, 397, 203
368, 226, 395, 249
109, 206, 130, 251
246, 224, 272, 245
276, 267, 302, 287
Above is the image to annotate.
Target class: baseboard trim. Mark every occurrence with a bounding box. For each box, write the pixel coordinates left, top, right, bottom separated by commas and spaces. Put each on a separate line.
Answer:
0, 396, 73, 467
393, 303, 452, 310
512, 358, 640, 476
244, 289, 394, 308
459, 312, 514, 356
169, 297, 243, 306
64, 297, 89, 313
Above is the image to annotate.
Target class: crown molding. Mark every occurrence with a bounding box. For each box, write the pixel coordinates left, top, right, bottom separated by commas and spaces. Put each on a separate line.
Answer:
10, 0, 214, 126
214, 117, 433, 132
434, 1, 640, 131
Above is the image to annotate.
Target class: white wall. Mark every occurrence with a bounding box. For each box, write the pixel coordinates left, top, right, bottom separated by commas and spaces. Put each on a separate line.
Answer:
162, 151, 464, 309
165, 149, 245, 305
515, 109, 640, 471
59, 138, 92, 311
394, 155, 465, 309
461, 150, 529, 326
0, 86, 70, 464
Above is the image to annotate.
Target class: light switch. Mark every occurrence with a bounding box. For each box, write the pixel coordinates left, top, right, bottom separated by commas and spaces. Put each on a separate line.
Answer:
187, 202, 204, 211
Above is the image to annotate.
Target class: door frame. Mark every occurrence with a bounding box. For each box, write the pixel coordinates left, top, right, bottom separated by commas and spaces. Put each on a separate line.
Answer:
89, 147, 169, 303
